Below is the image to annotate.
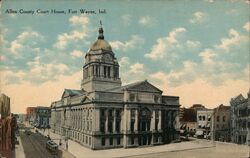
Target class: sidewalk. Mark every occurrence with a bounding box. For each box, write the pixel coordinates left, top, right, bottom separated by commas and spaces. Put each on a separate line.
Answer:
39, 129, 215, 158
15, 135, 26, 158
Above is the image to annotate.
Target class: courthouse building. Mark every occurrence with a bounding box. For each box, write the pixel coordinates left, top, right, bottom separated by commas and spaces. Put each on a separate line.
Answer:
50, 25, 180, 149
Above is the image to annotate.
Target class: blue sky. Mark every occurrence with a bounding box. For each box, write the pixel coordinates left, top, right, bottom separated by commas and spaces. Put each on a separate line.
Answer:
0, 0, 249, 113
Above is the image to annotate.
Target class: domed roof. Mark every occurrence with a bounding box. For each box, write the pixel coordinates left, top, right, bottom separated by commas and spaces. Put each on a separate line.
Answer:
89, 39, 112, 51
88, 25, 112, 52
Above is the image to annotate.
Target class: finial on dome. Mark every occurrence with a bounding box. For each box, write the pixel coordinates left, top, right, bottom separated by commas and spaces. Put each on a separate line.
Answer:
98, 20, 104, 40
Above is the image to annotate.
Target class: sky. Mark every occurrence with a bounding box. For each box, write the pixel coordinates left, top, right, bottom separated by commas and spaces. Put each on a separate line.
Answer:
0, 0, 249, 113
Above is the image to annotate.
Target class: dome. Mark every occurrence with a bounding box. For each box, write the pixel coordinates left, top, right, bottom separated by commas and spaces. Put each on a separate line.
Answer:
89, 39, 112, 51
88, 25, 112, 52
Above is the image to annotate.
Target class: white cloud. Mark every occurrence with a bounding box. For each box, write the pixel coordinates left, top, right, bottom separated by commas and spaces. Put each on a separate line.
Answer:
129, 63, 144, 74
145, 27, 186, 60
54, 16, 90, 50
167, 28, 186, 44
199, 49, 217, 65
119, 56, 130, 67
186, 40, 201, 48
189, 12, 206, 24
216, 29, 245, 51
110, 35, 144, 51
9, 31, 43, 56
54, 31, 88, 50
121, 14, 131, 26
71, 50, 85, 58
69, 15, 89, 26
138, 16, 156, 27
243, 22, 250, 32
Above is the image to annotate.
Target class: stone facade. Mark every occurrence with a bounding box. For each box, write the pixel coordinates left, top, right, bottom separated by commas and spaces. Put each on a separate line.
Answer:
50, 25, 180, 150
213, 104, 230, 142
230, 92, 249, 144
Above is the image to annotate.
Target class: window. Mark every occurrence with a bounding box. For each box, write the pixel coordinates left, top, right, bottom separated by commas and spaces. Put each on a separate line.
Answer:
217, 116, 220, 122
100, 121, 105, 133
89, 137, 91, 145
116, 110, 120, 118
117, 137, 121, 145
223, 116, 226, 122
107, 67, 111, 78
131, 136, 134, 145
130, 121, 135, 132
101, 109, 105, 117
216, 124, 219, 128
101, 138, 105, 146
115, 120, 120, 132
155, 119, 159, 131
202, 116, 205, 121
109, 137, 113, 145
104, 66, 107, 77
199, 115, 202, 121
131, 109, 135, 119
108, 120, 113, 133
108, 109, 113, 117
86, 136, 88, 144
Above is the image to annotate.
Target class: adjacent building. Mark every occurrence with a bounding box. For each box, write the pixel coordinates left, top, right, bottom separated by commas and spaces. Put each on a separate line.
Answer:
35, 106, 51, 128
230, 92, 249, 144
196, 109, 213, 139
26, 107, 36, 123
213, 104, 230, 142
50, 25, 180, 150
0, 94, 16, 158
179, 104, 206, 137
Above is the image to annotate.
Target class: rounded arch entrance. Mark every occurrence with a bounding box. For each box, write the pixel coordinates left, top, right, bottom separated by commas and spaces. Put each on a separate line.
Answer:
137, 107, 152, 145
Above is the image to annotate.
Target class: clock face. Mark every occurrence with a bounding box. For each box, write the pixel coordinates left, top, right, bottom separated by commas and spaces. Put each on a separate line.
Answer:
103, 54, 112, 61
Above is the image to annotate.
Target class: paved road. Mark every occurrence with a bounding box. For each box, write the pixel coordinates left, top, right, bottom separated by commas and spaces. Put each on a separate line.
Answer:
19, 131, 60, 158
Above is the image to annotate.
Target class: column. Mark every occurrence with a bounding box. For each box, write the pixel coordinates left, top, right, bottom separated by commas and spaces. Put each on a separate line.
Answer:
150, 110, 155, 131
158, 110, 162, 131
135, 109, 138, 132
113, 109, 116, 133
105, 109, 108, 133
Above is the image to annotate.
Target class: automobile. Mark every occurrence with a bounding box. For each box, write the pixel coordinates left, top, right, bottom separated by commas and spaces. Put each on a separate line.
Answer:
24, 129, 32, 135
46, 140, 58, 154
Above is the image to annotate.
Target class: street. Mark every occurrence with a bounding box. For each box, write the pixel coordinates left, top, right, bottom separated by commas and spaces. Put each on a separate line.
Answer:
19, 130, 62, 158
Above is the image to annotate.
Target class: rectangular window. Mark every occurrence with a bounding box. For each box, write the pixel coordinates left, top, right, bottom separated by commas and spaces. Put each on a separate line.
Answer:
109, 137, 113, 145
129, 94, 135, 101
100, 121, 105, 133
116, 110, 120, 118
104, 66, 107, 77
131, 136, 134, 145
101, 109, 105, 117
86, 136, 88, 144
217, 116, 220, 122
223, 116, 225, 122
116, 120, 120, 132
107, 67, 111, 78
155, 119, 159, 131
101, 137, 105, 146
130, 121, 135, 132
108, 120, 113, 133
108, 109, 113, 117
117, 137, 121, 145
89, 137, 91, 145
131, 109, 135, 119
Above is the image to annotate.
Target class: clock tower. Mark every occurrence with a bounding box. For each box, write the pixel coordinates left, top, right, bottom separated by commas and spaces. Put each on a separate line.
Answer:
81, 24, 121, 92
